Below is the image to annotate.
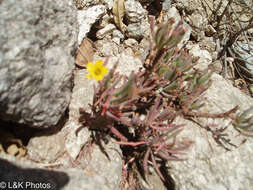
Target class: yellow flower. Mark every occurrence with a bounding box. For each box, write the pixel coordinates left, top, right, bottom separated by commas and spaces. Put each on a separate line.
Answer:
86, 60, 108, 81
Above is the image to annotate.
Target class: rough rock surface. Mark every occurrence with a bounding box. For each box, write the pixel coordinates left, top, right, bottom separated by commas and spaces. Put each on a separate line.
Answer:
125, 0, 146, 23
74, 0, 99, 9
185, 13, 207, 41
198, 37, 217, 59
0, 0, 78, 128
94, 39, 122, 57
173, 0, 203, 14
0, 153, 120, 190
27, 132, 65, 164
77, 5, 106, 44
112, 30, 124, 44
96, 24, 116, 39
125, 0, 150, 40
168, 73, 253, 190
126, 20, 151, 40
162, 0, 172, 10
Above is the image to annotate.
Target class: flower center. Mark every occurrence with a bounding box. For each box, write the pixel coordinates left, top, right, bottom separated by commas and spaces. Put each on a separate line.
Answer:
94, 68, 101, 76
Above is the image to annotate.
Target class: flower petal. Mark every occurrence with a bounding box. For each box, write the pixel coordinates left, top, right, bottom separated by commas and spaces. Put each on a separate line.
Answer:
95, 74, 103, 81
96, 60, 103, 67
87, 62, 94, 71
86, 73, 92, 79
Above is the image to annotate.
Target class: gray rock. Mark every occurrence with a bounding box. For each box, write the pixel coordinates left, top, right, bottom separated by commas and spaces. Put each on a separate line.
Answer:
189, 13, 205, 28
0, 153, 121, 190
105, 51, 143, 76
0, 0, 78, 128
112, 30, 124, 44
173, 0, 201, 14
199, 37, 217, 60
137, 167, 167, 190
77, 140, 122, 190
125, 0, 150, 40
137, 38, 151, 62
113, 30, 124, 39
162, 0, 171, 11
99, 14, 113, 29
112, 37, 121, 45
169, 73, 253, 190
94, 39, 121, 57
64, 69, 95, 159
126, 19, 151, 40
124, 38, 138, 47
186, 13, 207, 41
125, 0, 146, 23
199, 37, 216, 53
27, 132, 65, 164
63, 122, 122, 190
77, 5, 106, 44
96, 24, 116, 39
73, 0, 99, 9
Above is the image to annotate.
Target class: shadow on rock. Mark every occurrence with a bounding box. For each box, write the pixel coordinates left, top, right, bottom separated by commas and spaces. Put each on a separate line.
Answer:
0, 158, 69, 190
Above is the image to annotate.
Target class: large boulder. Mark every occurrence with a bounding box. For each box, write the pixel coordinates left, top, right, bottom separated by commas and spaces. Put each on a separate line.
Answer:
0, 0, 78, 128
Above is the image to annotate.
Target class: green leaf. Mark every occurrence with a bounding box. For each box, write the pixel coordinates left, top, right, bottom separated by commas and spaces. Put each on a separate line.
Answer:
164, 81, 178, 91
197, 71, 212, 87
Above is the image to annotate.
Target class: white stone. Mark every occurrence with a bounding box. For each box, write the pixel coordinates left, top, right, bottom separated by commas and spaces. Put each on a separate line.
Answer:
125, 0, 146, 23
126, 18, 150, 40
77, 5, 106, 44
96, 24, 116, 39
124, 38, 138, 47
64, 121, 90, 159
112, 30, 124, 39
106, 51, 143, 76
162, 0, 171, 10
94, 40, 120, 56
112, 37, 121, 45
99, 14, 112, 28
